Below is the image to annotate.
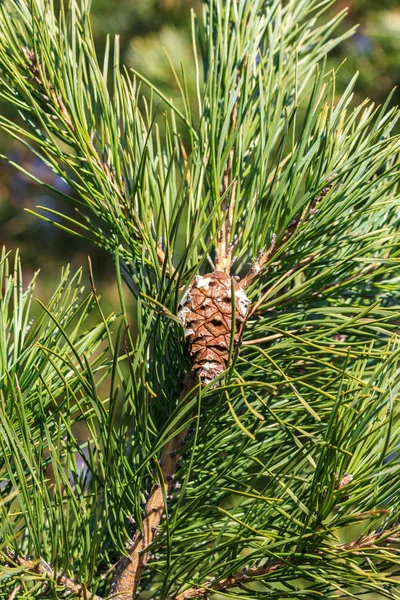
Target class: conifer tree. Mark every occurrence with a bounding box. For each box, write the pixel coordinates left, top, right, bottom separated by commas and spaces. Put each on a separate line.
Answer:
0, 1, 400, 599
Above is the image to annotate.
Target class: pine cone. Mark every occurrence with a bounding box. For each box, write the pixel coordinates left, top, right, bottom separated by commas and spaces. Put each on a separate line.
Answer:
178, 271, 251, 386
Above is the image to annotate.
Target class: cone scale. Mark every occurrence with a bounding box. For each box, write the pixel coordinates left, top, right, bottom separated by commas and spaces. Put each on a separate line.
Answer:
178, 271, 251, 386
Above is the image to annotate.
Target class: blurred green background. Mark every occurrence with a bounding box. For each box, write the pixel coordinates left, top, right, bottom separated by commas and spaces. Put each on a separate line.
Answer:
1, 0, 399, 305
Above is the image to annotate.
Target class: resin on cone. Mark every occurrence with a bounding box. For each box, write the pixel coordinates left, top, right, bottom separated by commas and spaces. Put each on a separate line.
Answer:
178, 271, 251, 386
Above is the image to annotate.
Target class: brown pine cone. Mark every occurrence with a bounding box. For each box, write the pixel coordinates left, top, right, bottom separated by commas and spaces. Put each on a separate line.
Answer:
178, 271, 251, 386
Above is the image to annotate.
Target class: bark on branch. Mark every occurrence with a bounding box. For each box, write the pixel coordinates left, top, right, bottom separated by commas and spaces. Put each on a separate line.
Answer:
167, 527, 400, 600
109, 375, 197, 599
4, 525, 398, 600
215, 105, 238, 275
242, 177, 335, 289
22, 46, 169, 275
2, 549, 103, 600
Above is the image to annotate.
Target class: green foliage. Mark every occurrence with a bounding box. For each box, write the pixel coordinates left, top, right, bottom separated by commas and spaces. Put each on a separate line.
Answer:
0, 0, 400, 599
0, 249, 117, 596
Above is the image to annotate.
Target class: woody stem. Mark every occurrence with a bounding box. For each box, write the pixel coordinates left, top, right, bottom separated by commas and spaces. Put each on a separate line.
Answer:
109, 375, 197, 599
215, 105, 238, 274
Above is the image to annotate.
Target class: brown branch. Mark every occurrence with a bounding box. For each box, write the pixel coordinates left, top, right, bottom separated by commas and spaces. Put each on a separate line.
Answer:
22, 47, 169, 275
2, 550, 103, 600
22, 46, 74, 132
216, 148, 238, 274
240, 235, 276, 289
7, 585, 21, 600
109, 375, 198, 600
170, 561, 284, 600
335, 473, 353, 490
339, 529, 400, 551
215, 105, 238, 275
87, 255, 98, 298
3, 380, 196, 600
242, 176, 336, 289
167, 527, 400, 600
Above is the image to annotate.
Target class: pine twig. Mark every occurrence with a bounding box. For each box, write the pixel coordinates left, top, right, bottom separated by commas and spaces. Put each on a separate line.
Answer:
241, 177, 335, 289
215, 106, 238, 274
7, 585, 21, 600
3, 550, 103, 600
109, 375, 198, 600
169, 561, 284, 600
339, 528, 400, 551
22, 46, 169, 274
167, 527, 400, 600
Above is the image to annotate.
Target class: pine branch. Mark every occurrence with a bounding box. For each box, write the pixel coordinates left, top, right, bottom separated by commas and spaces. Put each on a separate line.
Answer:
167, 526, 400, 600
241, 177, 336, 289
215, 107, 238, 274
339, 528, 400, 551
7, 585, 21, 600
21, 46, 74, 132
3, 550, 103, 600
1, 3, 400, 600
110, 376, 197, 600
19, 44, 168, 276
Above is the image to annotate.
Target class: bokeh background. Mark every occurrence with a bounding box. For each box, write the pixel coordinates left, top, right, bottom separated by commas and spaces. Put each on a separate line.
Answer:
1, 0, 400, 306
